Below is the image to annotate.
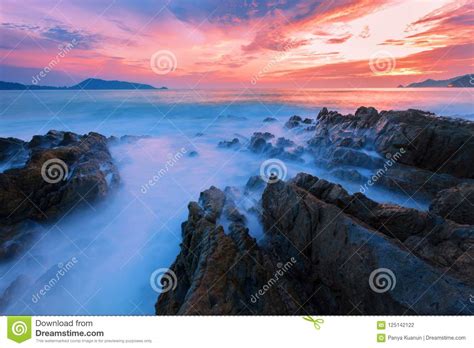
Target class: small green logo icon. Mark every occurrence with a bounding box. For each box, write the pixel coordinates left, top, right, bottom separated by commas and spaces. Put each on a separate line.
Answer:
302, 316, 324, 330
377, 333, 386, 343
377, 321, 386, 330
7, 316, 32, 343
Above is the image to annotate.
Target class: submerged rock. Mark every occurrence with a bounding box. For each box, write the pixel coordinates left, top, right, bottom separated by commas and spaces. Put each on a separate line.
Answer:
284, 115, 303, 129
218, 138, 241, 149
263, 117, 277, 122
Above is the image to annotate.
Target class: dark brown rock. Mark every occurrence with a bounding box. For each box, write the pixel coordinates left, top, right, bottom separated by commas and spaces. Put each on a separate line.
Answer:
308, 107, 474, 198
156, 173, 474, 315
0, 131, 120, 259
429, 183, 474, 225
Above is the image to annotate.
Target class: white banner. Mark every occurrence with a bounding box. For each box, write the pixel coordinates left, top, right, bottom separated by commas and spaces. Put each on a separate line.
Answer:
0, 316, 472, 347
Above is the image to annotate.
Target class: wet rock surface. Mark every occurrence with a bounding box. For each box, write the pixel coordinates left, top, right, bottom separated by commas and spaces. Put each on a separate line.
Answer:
156, 173, 474, 315
155, 186, 309, 315
0, 130, 120, 260
429, 183, 474, 225
308, 107, 474, 199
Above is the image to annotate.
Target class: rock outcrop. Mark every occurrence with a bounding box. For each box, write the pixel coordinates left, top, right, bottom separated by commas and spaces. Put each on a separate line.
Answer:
429, 183, 474, 225
0, 130, 120, 259
155, 186, 309, 314
307, 107, 474, 199
156, 173, 474, 315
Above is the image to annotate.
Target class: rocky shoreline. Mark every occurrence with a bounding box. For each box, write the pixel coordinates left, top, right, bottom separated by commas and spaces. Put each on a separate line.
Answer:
156, 106, 474, 315
156, 173, 473, 314
1, 106, 473, 315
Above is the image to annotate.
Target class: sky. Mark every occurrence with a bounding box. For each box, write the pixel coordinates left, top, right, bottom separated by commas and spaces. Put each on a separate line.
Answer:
0, 0, 472, 88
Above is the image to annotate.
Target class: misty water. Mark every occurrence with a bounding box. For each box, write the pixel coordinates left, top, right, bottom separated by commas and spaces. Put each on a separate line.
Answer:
1, 88, 473, 314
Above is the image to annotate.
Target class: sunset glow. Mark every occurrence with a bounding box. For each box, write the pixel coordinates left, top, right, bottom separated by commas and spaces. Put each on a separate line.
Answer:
0, 0, 472, 87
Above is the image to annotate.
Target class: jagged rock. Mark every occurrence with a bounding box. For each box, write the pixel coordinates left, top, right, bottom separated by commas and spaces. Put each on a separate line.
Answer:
284, 115, 303, 129
155, 187, 307, 314
156, 173, 473, 315
262, 175, 473, 313
253, 132, 275, 141
307, 107, 474, 198
218, 138, 240, 149
0, 130, 120, 259
429, 183, 474, 225
313, 107, 474, 178
248, 133, 302, 161
245, 175, 265, 193
275, 137, 294, 148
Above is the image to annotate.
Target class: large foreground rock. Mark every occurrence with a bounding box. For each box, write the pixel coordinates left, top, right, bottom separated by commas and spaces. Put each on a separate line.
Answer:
0, 130, 120, 259
156, 174, 473, 315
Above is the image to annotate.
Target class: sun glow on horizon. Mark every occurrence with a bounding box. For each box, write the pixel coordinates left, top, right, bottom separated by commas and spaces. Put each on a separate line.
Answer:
0, 0, 472, 88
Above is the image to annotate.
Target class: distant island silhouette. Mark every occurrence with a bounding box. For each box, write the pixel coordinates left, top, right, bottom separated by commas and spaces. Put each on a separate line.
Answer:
401, 74, 473, 88
0, 78, 167, 90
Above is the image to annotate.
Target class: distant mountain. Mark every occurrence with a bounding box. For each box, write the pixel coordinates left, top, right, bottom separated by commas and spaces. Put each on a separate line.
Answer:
404, 74, 473, 88
0, 81, 60, 90
0, 78, 167, 90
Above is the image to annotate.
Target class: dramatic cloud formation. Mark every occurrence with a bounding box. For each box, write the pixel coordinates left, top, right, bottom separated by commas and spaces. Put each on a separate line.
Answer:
0, 0, 471, 87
